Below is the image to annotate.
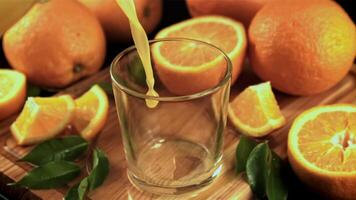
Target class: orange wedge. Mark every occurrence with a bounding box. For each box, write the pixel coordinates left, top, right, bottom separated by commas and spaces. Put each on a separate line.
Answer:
72, 85, 109, 141
10, 95, 75, 145
0, 69, 26, 121
288, 104, 356, 200
228, 82, 285, 137
153, 16, 246, 95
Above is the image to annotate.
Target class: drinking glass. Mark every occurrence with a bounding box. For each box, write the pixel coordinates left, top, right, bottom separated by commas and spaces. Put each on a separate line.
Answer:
110, 38, 232, 195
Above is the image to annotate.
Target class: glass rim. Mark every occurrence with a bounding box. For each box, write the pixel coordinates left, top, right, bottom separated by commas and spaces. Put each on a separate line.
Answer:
110, 38, 232, 101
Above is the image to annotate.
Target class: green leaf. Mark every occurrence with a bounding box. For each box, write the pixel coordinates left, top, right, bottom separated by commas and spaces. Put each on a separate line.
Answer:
15, 161, 81, 189
97, 82, 113, 95
266, 152, 288, 200
87, 149, 109, 190
78, 178, 89, 199
128, 55, 146, 86
65, 184, 80, 200
65, 177, 88, 200
64, 149, 109, 200
236, 136, 258, 174
26, 84, 41, 97
19, 136, 88, 166
246, 142, 270, 199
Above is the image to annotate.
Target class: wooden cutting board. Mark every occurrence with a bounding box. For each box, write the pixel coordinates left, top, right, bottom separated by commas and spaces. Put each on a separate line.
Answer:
0, 65, 355, 200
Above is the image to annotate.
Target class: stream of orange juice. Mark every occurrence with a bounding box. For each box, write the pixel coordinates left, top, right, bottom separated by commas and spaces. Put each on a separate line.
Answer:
116, 0, 159, 108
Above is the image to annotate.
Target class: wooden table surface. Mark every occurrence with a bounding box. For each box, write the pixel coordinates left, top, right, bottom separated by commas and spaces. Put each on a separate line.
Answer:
0, 63, 355, 200
0, 1, 355, 200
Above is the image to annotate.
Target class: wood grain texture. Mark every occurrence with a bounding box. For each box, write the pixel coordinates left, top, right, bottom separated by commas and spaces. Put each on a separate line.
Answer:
0, 66, 355, 200
0, 154, 64, 199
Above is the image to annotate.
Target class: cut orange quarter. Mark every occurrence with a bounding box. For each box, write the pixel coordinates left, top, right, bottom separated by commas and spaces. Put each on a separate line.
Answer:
228, 82, 285, 137
153, 16, 246, 95
72, 85, 109, 141
11, 95, 75, 145
288, 104, 356, 200
0, 69, 26, 121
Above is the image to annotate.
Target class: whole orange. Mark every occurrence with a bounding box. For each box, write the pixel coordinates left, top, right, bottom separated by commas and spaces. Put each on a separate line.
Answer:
78, 0, 162, 42
249, 0, 356, 96
3, 0, 106, 88
186, 0, 273, 27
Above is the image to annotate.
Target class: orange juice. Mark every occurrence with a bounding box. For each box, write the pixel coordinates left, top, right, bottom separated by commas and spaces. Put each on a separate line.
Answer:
116, 0, 159, 108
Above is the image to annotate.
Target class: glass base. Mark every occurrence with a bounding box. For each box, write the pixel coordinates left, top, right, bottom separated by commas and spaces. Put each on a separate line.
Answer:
127, 164, 223, 196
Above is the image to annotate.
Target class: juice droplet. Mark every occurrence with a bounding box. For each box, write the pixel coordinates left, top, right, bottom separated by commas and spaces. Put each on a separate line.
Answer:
146, 89, 159, 108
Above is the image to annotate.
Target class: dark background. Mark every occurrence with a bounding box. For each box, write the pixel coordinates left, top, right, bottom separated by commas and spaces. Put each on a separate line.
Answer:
0, 0, 355, 199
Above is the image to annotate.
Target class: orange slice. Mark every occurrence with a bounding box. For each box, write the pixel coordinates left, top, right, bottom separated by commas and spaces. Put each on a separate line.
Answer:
10, 95, 75, 145
153, 16, 246, 95
72, 85, 109, 141
288, 104, 356, 199
228, 82, 285, 137
0, 69, 26, 120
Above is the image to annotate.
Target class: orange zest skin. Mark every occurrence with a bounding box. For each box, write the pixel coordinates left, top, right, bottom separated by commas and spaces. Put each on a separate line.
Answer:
249, 0, 355, 95
3, 0, 106, 88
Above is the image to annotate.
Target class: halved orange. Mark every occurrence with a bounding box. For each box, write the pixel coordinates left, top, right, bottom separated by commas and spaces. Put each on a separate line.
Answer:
288, 104, 356, 200
153, 16, 246, 95
0, 69, 26, 121
228, 82, 285, 137
72, 85, 109, 141
10, 95, 75, 145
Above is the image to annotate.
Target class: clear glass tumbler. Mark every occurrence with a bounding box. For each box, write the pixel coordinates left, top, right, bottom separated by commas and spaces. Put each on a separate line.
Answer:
110, 38, 232, 195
